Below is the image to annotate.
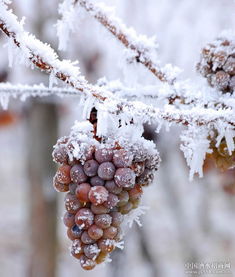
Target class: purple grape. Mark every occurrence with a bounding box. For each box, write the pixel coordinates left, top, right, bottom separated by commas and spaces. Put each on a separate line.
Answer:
69, 183, 77, 194
110, 212, 123, 227
113, 149, 133, 168
90, 176, 105, 186
103, 193, 119, 209
105, 180, 122, 194
88, 186, 109, 205
70, 164, 87, 184
95, 148, 113, 163
114, 168, 136, 188
84, 159, 99, 177
64, 193, 82, 214
81, 231, 96, 244
98, 162, 116, 181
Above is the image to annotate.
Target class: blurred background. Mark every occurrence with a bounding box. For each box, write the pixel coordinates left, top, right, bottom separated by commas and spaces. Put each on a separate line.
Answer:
1, 0, 235, 276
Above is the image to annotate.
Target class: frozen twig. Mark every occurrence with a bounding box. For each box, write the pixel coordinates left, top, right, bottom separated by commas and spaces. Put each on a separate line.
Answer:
76, 0, 178, 84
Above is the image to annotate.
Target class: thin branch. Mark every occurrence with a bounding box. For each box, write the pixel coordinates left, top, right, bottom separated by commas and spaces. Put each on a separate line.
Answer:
0, 2, 234, 128
76, 0, 177, 84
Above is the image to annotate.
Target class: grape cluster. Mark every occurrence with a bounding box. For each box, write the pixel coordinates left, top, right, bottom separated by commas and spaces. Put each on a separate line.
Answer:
52, 122, 160, 270
197, 33, 235, 93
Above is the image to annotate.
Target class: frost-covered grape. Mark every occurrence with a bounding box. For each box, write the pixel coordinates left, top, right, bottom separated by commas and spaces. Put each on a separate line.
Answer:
52, 146, 68, 164
81, 231, 96, 244
117, 191, 129, 207
103, 193, 119, 209
98, 162, 116, 181
96, 252, 107, 264
53, 177, 69, 192
113, 149, 133, 168
97, 239, 115, 253
84, 146, 94, 161
105, 180, 122, 194
110, 212, 123, 227
119, 202, 133, 214
65, 193, 82, 214
76, 183, 91, 203
56, 165, 71, 184
67, 224, 83, 240
88, 186, 109, 205
95, 148, 113, 163
95, 214, 112, 229
63, 212, 75, 228
70, 239, 83, 259
103, 226, 118, 239
84, 243, 100, 259
128, 184, 143, 201
80, 255, 96, 270
90, 176, 105, 186
75, 208, 94, 229
88, 225, 104, 240
131, 162, 145, 176
91, 204, 110, 215
84, 160, 99, 177
69, 183, 77, 194
114, 168, 136, 188
70, 164, 87, 184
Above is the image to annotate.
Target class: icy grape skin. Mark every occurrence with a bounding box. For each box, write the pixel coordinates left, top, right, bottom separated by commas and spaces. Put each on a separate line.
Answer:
81, 231, 96, 244
110, 212, 123, 227
70, 164, 87, 184
105, 180, 122, 194
80, 255, 96, 270
113, 149, 133, 168
103, 226, 118, 239
94, 214, 112, 229
98, 162, 116, 181
91, 204, 110, 215
70, 239, 83, 259
97, 239, 115, 253
84, 243, 100, 259
88, 186, 109, 205
53, 177, 69, 192
84, 159, 99, 177
88, 224, 104, 240
114, 168, 136, 188
75, 208, 94, 229
64, 193, 81, 214
95, 148, 113, 163
56, 165, 71, 184
63, 212, 75, 228
67, 225, 83, 240
103, 193, 119, 209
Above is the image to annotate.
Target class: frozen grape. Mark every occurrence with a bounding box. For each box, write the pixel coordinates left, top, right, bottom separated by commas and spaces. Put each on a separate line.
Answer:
114, 168, 136, 188
69, 183, 77, 194
96, 252, 107, 264
103, 193, 119, 209
88, 225, 104, 240
95, 148, 113, 163
88, 186, 109, 205
95, 214, 112, 229
119, 202, 133, 214
80, 255, 96, 270
128, 184, 143, 201
56, 165, 71, 184
117, 191, 129, 207
65, 193, 81, 214
84, 159, 99, 177
110, 212, 123, 227
67, 225, 83, 240
90, 176, 105, 186
70, 239, 83, 259
103, 226, 118, 239
63, 212, 75, 228
52, 146, 68, 164
53, 177, 69, 192
132, 199, 141, 209
75, 208, 94, 229
91, 204, 109, 215
84, 243, 100, 259
76, 183, 91, 203
70, 164, 87, 184
81, 231, 96, 244
131, 162, 145, 176
98, 162, 116, 180
105, 180, 122, 194
97, 239, 115, 253
113, 149, 133, 168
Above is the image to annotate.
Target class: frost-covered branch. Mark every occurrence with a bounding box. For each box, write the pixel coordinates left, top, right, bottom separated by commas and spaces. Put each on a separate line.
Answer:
75, 0, 179, 84
0, 2, 235, 130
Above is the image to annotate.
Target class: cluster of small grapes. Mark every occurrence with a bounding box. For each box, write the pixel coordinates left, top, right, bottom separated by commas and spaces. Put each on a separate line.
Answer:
52, 122, 159, 270
197, 34, 235, 93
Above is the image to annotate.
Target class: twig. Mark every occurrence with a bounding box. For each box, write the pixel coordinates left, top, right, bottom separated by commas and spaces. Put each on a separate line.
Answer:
76, 0, 177, 84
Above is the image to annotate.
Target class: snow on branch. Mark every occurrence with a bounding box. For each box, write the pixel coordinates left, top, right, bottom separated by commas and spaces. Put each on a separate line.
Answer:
0, 2, 235, 131
75, 0, 180, 83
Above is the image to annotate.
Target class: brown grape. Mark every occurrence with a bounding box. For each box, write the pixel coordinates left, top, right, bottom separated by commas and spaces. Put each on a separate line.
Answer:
56, 165, 71, 184
88, 186, 109, 205
53, 177, 69, 192
67, 225, 83, 240
63, 212, 75, 228
75, 208, 94, 229
80, 255, 96, 270
91, 204, 109, 215
117, 191, 129, 207
76, 183, 91, 203
110, 212, 123, 227
95, 214, 112, 229
103, 226, 118, 239
84, 243, 100, 259
97, 239, 115, 253
64, 193, 81, 214
81, 231, 96, 244
70, 239, 83, 259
